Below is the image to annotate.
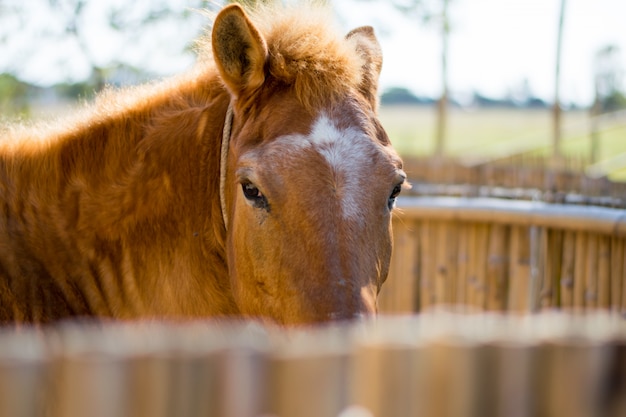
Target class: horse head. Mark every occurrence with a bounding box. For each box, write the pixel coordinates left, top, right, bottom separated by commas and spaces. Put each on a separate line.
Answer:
212, 5, 406, 325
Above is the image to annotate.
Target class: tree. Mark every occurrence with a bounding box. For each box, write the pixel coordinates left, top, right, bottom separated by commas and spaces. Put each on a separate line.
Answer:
552, 0, 566, 163
0, 0, 213, 91
0, 74, 33, 116
434, 0, 449, 158
593, 45, 626, 113
356, 0, 451, 157
590, 44, 626, 162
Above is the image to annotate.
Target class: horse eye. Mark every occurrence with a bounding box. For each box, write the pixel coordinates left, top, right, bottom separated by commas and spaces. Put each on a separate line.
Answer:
242, 182, 262, 199
388, 183, 403, 210
241, 182, 270, 211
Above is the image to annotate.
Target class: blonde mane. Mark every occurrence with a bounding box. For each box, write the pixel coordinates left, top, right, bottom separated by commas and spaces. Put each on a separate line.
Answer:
200, 2, 365, 111
4, 2, 366, 149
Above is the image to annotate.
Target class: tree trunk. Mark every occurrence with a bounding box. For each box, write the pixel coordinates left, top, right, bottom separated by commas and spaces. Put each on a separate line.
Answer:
434, 0, 449, 158
552, 0, 567, 165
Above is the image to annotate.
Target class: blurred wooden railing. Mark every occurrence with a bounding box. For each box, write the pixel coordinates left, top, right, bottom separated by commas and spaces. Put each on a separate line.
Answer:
403, 156, 626, 208
381, 197, 626, 314
1, 198, 625, 417
1, 313, 625, 417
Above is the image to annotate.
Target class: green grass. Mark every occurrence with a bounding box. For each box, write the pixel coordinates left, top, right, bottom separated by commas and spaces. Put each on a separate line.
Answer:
379, 106, 626, 181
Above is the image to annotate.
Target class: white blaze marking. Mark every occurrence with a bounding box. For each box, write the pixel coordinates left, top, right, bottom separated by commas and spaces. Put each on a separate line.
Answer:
306, 114, 372, 222
259, 113, 378, 222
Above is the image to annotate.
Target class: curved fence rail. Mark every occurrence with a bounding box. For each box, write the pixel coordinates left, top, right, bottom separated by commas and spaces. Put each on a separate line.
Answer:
380, 197, 626, 314
1, 199, 625, 417
403, 157, 626, 208
0, 314, 625, 417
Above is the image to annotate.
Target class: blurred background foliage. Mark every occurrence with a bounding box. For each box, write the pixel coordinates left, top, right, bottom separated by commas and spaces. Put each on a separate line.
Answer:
0, 0, 625, 179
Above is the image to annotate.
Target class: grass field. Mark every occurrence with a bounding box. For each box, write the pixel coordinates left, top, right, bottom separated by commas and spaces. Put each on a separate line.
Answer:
9, 103, 626, 182
378, 105, 626, 181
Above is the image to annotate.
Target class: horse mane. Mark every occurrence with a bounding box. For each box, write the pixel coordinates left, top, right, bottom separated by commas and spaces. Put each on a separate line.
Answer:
2, 2, 366, 152
198, 2, 366, 112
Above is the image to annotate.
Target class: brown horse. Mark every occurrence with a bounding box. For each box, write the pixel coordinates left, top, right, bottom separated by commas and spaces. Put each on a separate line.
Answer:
0, 3, 405, 325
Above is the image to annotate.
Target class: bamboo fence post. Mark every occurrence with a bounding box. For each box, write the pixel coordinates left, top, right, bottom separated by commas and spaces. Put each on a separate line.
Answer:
610, 237, 623, 313
445, 222, 459, 305
486, 224, 509, 311
130, 351, 172, 417
456, 224, 470, 310
420, 221, 436, 310
574, 232, 589, 309
381, 218, 419, 313
351, 341, 421, 417
215, 345, 269, 417
434, 221, 447, 307
55, 341, 133, 417
425, 339, 484, 417
269, 341, 349, 417
585, 234, 599, 310
0, 331, 47, 417
483, 338, 538, 417
529, 225, 544, 312
542, 338, 614, 417
466, 224, 479, 308
543, 230, 563, 309
434, 221, 456, 306
161, 349, 219, 417
469, 223, 489, 310
508, 226, 531, 312
560, 231, 576, 309
622, 243, 626, 315
597, 236, 611, 309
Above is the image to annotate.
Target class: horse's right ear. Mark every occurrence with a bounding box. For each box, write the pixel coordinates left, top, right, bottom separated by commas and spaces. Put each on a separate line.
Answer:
346, 26, 383, 110
212, 4, 268, 98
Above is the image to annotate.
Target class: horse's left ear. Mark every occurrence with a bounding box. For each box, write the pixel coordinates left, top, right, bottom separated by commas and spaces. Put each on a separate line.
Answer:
346, 26, 383, 109
212, 4, 268, 98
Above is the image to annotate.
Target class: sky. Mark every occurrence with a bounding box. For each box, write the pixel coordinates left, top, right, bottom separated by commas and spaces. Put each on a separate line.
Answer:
335, 0, 626, 107
1, 0, 625, 107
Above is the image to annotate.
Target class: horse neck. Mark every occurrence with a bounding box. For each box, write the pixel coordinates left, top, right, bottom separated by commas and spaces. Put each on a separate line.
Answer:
0, 74, 236, 319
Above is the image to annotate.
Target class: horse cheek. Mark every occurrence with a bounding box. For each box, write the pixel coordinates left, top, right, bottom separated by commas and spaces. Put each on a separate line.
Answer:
377, 220, 394, 290
229, 204, 275, 315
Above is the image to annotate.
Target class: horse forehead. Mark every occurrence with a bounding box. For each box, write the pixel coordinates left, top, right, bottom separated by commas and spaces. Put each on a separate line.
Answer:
268, 113, 377, 160
305, 113, 377, 174
268, 112, 384, 221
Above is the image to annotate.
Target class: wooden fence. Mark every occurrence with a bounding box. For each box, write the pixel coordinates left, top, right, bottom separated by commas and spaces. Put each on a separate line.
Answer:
1, 313, 624, 417
380, 196, 626, 315
1, 199, 626, 417
403, 157, 626, 208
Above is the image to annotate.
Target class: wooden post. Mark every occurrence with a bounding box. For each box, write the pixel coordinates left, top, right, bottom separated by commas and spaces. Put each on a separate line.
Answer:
541, 229, 562, 309
380, 218, 420, 314
269, 346, 349, 417
573, 232, 588, 309
56, 342, 133, 417
560, 231, 576, 309
597, 236, 611, 309
486, 224, 509, 311
508, 226, 531, 312
420, 221, 436, 310
456, 224, 470, 310
585, 234, 599, 310
529, 225, 544, 312
611, 238, 625, 313
0, 331, 47, 417
351, 341, 421, 417
622, 242, 626, 315
468, 223, 489, 310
